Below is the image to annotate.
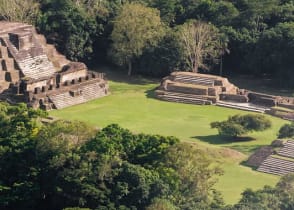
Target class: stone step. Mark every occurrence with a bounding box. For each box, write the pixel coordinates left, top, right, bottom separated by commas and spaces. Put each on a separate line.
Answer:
257, 156, 294, 176
49, 82, 108, 109
277, 145, 294, 158
216, 101, 268, 113
157, 94, 212, 105
174, 76, 214, 86
174, 74, 215, 82
156, 90, 215, 100
285, 140, 294, 146
17, 55, 56, 79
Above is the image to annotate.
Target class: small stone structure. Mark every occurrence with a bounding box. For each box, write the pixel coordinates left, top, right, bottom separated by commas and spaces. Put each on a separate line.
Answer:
155, 71, 294, 114
256, 140, 294, 176
0, 22, 108, 110
155, 71, 247, 105
246, 146, 275, 168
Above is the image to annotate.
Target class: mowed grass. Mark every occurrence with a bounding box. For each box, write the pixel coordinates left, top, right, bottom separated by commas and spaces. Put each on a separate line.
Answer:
50, 72, 287, 204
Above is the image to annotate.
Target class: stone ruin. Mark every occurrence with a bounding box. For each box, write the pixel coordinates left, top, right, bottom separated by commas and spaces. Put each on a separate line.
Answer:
252, 140, 294, 176
0, 22, 108, 110
155, 71, 294, 115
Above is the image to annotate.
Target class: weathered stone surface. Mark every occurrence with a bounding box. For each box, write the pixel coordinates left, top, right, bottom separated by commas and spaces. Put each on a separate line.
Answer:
247, 146, 274, 168
156, 72, 294, 116
156, 72, 239, 105
0, 21, 109, 110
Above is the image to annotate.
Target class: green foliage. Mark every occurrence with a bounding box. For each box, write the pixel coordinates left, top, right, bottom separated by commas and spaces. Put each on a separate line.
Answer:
10, 0, 294, 86
278, 122, 294, 138
0, 103, 46, 209
230, 173, 294, 210
163, 143, 224, 210
211, 114, 272, 137
38, 0, 98, 61
176, 19, 223, 72
109, 2, 165, 75
137, 29, 185, 76
0, 111, 225, 210
247, 21, 294, 86
0, 0, 41, 24
146, 198, 177, 210
211, 121, 246, 137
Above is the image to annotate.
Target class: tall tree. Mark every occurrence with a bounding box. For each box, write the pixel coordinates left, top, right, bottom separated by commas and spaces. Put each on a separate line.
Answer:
163, 143, 223, 210
38, 0, 98, 62
177, 20, 223, 73
109, 3, 165, 75
0, 0, 40, 24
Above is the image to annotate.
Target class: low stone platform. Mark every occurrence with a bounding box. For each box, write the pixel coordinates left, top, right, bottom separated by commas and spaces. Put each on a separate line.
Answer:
155, 71, 245, 106
156, 71, 294, 115
245, 140, 294, 176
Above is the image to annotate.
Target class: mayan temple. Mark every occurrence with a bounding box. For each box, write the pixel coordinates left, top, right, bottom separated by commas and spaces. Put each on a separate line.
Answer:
156, 71, 294, 115
0, 21, 108, 110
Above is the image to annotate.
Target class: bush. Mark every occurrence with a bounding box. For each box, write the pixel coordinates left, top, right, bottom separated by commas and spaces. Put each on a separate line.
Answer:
211, 114, 272, 137
278, 123, 294, 138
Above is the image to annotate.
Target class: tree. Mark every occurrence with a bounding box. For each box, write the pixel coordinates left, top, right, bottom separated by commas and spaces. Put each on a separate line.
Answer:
137, 28, 186, 77
146, 198, 177, 210
230, 174, 294, 210
38, 0, 98, 62
211, 114, 272, 137
177, 20, 223, 72
0, 103, 46, 210
0, 0, 40, 24
163, 143, 223, 210
109, 3, 165, 75
278, 122, 294, 138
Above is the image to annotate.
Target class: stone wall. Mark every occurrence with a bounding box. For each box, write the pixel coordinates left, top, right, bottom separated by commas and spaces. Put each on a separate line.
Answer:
220, 93, 249, 103
248, 92, 278, 106
60, 69, 87, 83
167, 83, 208, 95
0, 21, 109, 110
26, 79, 48, 92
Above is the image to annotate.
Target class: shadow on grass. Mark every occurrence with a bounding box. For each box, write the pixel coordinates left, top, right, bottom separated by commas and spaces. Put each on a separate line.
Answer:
193, 135, 256, 145
239, 159, 258, 170
94, 65, 161, 85
226, 144, 263, 155
145, 88, 157, 99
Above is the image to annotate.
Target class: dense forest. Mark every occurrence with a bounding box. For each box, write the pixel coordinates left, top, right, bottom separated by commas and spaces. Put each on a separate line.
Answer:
1, 0, 294, 85
0, 102, 293, 210
1, 0, 294, 209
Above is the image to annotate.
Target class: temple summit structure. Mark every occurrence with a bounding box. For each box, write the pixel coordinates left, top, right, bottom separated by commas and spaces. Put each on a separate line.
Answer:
0, 21, 108, 110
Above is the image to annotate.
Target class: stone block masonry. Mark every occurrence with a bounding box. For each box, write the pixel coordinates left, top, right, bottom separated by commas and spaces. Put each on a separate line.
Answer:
0, 21, 108, 110
156, 71, 294, 115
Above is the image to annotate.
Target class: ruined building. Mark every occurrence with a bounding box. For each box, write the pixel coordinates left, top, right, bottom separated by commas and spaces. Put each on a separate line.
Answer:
0, 22, 108, 110
156, 71, 294, 115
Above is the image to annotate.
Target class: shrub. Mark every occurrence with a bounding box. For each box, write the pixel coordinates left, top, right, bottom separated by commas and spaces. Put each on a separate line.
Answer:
211, 114, 272, 137
278, 123, 294, 138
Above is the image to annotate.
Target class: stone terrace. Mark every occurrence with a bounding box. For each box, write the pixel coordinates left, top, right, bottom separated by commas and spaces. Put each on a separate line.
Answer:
0, 21, 108, 110
156, 71, 294, 114
257, 140, 294, 176
155, 71, 248, 108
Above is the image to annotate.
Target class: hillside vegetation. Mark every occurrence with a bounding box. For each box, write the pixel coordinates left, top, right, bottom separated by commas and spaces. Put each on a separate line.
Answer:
51, 71, 287, 204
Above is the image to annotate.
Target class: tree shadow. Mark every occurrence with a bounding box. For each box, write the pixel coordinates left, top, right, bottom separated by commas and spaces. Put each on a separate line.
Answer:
239, 159, 258, 170
145, 88, 157, 99
226, 144, 264, 154
193, 135, 262, 154
94, 65, 161, 85
193, 135, 256, 145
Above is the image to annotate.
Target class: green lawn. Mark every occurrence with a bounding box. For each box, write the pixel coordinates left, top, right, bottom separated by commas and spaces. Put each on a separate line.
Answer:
50, 72, 286, 204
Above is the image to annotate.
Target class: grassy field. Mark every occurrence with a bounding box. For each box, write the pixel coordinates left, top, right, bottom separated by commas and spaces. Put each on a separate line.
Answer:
50, 71, 287, 204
